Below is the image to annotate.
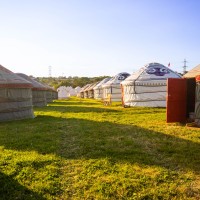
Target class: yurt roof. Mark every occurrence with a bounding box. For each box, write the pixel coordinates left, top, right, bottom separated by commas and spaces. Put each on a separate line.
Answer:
16, 73, 48, 91
80, 84, 90, 93
121, 62, 182, 85
93, 77, 111, 90
83, 84, 92, 92
85, 82, 99, 91
102, 72, 130, 87
0, 65, 32, 88
184, 64, 200, 78
40, 82, 55, 91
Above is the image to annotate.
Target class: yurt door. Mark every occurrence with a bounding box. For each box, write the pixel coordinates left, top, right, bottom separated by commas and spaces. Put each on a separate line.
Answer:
167, 78, 187, 123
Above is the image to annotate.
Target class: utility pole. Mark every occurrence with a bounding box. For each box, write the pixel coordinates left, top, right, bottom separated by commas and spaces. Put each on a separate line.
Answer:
48, 66, 52, 77
183, 59, 188, 75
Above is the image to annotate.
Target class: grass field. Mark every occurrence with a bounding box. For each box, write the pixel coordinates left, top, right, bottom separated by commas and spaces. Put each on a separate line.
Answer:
0, 97, 200, 199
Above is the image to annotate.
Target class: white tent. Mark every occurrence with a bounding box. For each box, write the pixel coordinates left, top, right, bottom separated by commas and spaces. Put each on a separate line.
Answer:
102, 72, 130, 102
93, 77, 111, 100
57, 86, 69, 99
87, 82, 99, 98
84, 84, 92, 98
0, 65, 34, 121
68, 87, 77, 96
121, 62, 182, 107
16, 73, 47, 107
75, 86, 82, 97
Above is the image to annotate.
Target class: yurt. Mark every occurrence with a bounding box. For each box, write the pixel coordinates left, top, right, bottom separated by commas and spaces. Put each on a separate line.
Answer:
87, 82, 99, 98
121, 62, 182, 107
79, 84, 90, 98
184, 64, 200, 127
0, 65, 34, 121
84, 84, 92, 99
75, 86, 82, 97
52, 89, 58, 100
102, 72, 130, 102
184, 64, 200, 78
68, 87, 77, 96
195, 76, 200, 126
16, 73, 47, 107
94, 77, 111, 100
57, 86, 69, 99
43, 84, 54, 103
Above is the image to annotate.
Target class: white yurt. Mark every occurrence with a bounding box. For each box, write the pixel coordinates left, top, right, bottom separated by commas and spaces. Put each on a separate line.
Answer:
75, 86, 82, 97
94, 77, 111, 100
102, 72, 130, 102
57, 86, 69, 99
87, 82, 99, 98
16, 73, 47, 107
69, 87, 77, 96
121, 62, 182, 107
84, 84, 92, 98
0, 65, 34, 121
79, 84, 89, 98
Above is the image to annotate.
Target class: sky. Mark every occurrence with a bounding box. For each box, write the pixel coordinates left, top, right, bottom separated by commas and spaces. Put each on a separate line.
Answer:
0, 0, 200, 77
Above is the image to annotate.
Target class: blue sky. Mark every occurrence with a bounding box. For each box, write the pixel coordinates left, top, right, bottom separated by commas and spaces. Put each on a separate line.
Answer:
0, 0, 200, 77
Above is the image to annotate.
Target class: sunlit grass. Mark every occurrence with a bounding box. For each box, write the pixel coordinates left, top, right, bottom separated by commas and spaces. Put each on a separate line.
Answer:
0, 97, 200, 199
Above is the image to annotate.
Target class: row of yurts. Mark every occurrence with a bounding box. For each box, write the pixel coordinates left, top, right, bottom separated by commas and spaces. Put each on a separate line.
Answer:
79, 62, 183, 107
57, 86, 82, 99
0, 64, 58, 122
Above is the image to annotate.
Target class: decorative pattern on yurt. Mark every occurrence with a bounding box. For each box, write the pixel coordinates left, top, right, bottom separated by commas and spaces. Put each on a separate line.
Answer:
94, 77, 111, 100
102, 72, 130, 102
121, 62, 182, 107
0, 65, 34, 121
16, 73, 47, 107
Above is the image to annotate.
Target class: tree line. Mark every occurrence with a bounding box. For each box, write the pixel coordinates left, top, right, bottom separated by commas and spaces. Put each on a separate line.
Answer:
36, 76, 110, 89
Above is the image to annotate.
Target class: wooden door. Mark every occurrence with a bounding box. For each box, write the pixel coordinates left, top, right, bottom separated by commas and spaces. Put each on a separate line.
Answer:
167, 78, 187, 123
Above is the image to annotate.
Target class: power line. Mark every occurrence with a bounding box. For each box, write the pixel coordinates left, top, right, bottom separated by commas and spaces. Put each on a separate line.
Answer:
183, 59, 188, 75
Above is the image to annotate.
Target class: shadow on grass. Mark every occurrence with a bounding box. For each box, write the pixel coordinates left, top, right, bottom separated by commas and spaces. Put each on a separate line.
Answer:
0, 172, 46, 200
0, 115, 200, 174
35, 105, 120, 113
51, 99, 100, 106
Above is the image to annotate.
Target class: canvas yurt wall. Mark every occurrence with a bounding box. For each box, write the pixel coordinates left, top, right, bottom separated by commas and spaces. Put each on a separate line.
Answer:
42, 84, 54, 103
68, 87, 77, 96
57, 86, 69, 99
0, 65, 34, 121
195, 77, 200, 126
94, 77, 111, 100
184, 65, 200, 126
79, 84, 89, 98
16, 73, 47, 107
102, 72, 130, 102
75, 86, 82, 97
52, 89, 58, 100
84, 84, 92, 99
87, 82, 99, 98
121, 62, 182, 107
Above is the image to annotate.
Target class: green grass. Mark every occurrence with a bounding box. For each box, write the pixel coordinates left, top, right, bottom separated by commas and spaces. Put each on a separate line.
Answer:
0, 97, 200, 199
